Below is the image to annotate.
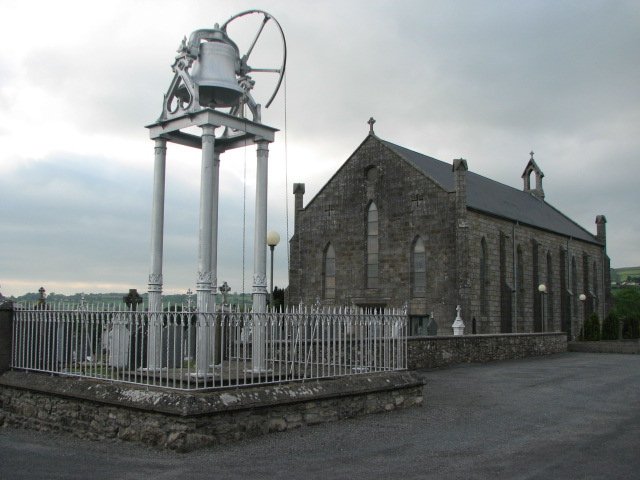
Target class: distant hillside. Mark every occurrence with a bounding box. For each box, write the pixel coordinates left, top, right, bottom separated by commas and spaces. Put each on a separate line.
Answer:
4, 287, 287, 309
5, 291, 253, 307
611, 266, 640, 283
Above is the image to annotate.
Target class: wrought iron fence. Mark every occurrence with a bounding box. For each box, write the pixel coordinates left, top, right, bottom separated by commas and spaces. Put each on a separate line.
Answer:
11, 302, 407, 390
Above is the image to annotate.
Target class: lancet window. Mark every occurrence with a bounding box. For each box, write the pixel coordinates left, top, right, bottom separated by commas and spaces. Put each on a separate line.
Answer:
367, 202, 379, 289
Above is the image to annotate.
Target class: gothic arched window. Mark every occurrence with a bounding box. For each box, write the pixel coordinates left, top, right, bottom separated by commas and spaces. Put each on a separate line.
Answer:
517, 245, 524, 318
411, 237, 426, 298
572, 256, 578, 314
324, 243, 336, 300
367, 202, 379, 289
547, 251, 554, 329
480, 237, 488, 315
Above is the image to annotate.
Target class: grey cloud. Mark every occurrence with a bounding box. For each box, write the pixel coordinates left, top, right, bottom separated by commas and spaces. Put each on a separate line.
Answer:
1, 0, 639, 296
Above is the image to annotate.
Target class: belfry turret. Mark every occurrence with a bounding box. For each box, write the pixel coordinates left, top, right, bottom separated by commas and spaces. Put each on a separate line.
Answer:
521, 151, 545, 200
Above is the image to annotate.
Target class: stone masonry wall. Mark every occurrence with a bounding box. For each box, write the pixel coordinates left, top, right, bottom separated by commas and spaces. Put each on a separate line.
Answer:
407, 332, 568, 369
466, 211, 609, 336
0, 370, 424, 452
289, 136, 458, 330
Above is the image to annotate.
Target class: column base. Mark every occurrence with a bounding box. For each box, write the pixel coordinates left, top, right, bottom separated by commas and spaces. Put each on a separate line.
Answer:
188, 372, 215, 379
244, 367, 273, 375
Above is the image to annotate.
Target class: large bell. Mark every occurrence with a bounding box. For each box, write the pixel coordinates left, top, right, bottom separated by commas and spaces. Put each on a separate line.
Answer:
182, 40, 244, 108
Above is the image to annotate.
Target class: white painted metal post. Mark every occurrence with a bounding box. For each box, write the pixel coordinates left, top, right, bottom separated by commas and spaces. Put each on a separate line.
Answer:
210, 151, 221, 309
147, 137, 166, 370
210, 151, 220, 366
195, 124, 216, 376
252, 140, 269, 371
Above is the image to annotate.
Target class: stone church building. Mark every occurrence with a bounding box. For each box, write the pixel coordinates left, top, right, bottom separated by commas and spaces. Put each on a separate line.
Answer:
288, 130, 612, 337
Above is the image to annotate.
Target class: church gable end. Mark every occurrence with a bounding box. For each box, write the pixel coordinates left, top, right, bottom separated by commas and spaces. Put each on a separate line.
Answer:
290, 135, 457, 318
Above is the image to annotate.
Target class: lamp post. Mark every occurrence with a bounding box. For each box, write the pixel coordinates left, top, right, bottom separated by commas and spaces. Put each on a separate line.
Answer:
579, 293, 587, 338
538, 284, 547, 332
267, 230, 280, 310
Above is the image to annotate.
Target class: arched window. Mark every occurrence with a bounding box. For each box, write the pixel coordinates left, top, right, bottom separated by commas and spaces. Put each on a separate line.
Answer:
583, 253, 590, 294
367, 202, 379, 289
517, 245, 524, 318
411, 237, 426, 298
583, 253, 591, 317
572, 256, 578, 314
547, 252, 554, 329
480, 237, 488, 315
324, 243, 336, 300
593, 261, 599, 313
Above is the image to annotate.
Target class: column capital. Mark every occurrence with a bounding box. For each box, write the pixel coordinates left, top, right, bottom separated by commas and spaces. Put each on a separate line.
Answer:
197, 270, 213, 286
201, 124, 217, 137
148, 273, 163, 290
253, 274, 267, 290
255, 138, 271, 150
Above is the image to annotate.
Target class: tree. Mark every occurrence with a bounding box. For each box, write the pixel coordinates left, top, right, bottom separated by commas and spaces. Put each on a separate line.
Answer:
272, 286, 285, 310
601, 310, 620, 340
580, 313, 601, 341
622, 313, 640, 339
614, 288, 640, 318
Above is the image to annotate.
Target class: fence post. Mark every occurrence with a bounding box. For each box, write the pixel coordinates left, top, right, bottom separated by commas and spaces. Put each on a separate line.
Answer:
0, 300, 14, 373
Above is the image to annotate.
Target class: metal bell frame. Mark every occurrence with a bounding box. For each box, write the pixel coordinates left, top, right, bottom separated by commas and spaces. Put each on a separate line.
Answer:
160, 10, 287, 129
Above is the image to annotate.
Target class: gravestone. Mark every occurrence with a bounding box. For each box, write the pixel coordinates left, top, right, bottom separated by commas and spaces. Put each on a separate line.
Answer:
426, 312, 439, 336
108, 316, 131, 368
124, 289, 146, 369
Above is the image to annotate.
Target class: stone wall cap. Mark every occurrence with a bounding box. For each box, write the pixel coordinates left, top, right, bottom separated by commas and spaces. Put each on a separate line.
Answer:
407, 332, 567, 341
0, 370, 424, 417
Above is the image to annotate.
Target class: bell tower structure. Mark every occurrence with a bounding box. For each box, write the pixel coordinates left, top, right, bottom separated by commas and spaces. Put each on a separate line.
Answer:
145, 11, 286, 374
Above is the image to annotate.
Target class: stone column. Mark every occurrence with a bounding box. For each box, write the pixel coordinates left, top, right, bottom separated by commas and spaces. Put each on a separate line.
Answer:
147, 137, 166, 370
596, 215, 611, 322
195, 124, 216, 376
289, 183, 306, 305
252, 140, 270, 372
596, 215, 607, 251
453, 159, 471, 334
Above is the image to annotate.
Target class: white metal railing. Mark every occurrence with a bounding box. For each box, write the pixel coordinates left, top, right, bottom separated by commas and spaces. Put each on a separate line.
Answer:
11, 302, 407, 390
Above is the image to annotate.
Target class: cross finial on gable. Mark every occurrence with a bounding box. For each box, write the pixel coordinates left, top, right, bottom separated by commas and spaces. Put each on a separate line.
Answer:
368, 117, 376, 135
530, 150, 535, 160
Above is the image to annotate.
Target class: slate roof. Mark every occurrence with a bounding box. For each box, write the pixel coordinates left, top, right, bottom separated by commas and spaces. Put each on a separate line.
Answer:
382, 139, 601, 245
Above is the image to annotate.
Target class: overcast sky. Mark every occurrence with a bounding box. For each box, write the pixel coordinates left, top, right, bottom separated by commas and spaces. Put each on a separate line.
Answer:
1, 0, 639, 297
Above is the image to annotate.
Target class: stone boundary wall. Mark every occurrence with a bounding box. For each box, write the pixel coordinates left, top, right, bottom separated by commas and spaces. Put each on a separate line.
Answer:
0, 370, 424, 452
407, 332, 567, 369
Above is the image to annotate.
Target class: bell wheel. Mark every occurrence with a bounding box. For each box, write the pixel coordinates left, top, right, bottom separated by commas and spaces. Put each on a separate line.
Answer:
222, 10, 287, 109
